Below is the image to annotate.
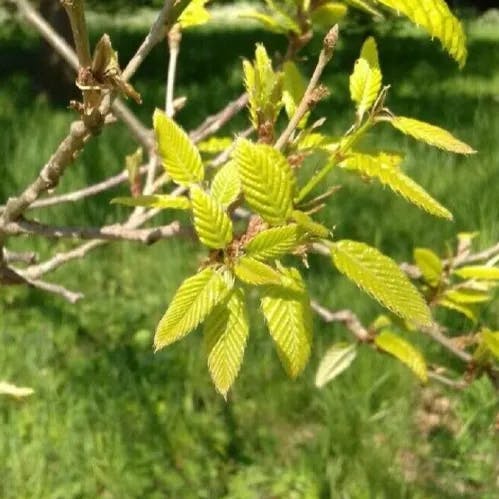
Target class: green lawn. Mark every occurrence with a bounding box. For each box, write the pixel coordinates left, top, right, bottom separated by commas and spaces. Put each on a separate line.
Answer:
1, 9, 498, 498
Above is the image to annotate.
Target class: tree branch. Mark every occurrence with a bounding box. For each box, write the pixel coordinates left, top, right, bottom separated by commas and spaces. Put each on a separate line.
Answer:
4, 219, 182, 245
60, 0, 91, 68
122, 0, 174, 82
165, 23, 181, 117
274, 25, 339, 151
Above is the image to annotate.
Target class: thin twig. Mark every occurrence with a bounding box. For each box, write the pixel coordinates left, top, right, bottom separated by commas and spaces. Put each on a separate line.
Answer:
24, 276, 84, 303
165, 23, 181, 117
122, 0, 174, 82
274, 25, 339, 151
4, 220, 182, 245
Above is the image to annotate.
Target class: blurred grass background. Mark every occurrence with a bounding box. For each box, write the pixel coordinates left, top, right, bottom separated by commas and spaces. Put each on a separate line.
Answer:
0, 3, 498, 498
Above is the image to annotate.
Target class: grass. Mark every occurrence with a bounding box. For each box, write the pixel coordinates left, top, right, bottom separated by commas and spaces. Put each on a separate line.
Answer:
1, 9, 499, 499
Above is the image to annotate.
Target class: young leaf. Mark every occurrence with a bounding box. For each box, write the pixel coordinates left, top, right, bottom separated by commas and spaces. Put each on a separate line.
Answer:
233, 139, 294, 225
414, 248, 443, 287
282, 61, 307, 124
111, 195, 191, 210
198, 136, 233, 154
245, 224, 303, 260
444, 289, 490, 304
211, 161, 241, 208
191, 186, 233, 249
179, 0, 210, 29
261, 267, 313, 379
454, 266, 499, 281
234, 257, 282, 286
315, 343, 357, 388
481, 331, 499, 359
349, 37, 382, 118
204, 288, 249, 398
331, 240, 431, 325
311, 2, 348, 30
291, 210, 330, 238
153, 109, 204, 186
341, 152, 453, 219
388, 116, 475, 154
155, 268, 232, 350
243, 44, 283, 130
375, 330, 428, 382
438, 298, 477, 322
375, 0, 467, 67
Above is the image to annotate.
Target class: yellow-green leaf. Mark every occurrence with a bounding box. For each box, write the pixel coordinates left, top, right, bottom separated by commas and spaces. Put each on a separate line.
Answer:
454, 266, 499, 281
342, 152, 453, 219
375, 0, 467, 67
204, 288, 249, 398
211, 161, 241, 208
282, 61, 307, 125
234, 257, 282, 286
155, 268, 232, 350
414, 248, 443, 287
154, 109, 204, 186
245, 224, 303, 260
233, 139, 294, 225
198, 136, 233, 154
191, 186, 233, 249
331, 240, 431, 325
349, 37, 382, 118
481, 331, 499, 359
389, 116, 475, 154
111, 195, 191, 210
261, 267, 313, 378
179, 0, 210, 28
444, 289, 490, 304
315, 343, 357, 388
311, 2, 348, 30
243, 44, 283, 129
375, 330, 428, 382
291, 210, 329, 238
438, 298, 477, 322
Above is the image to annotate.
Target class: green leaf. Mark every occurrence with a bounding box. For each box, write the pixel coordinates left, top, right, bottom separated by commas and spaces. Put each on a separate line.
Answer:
233, 139, 294, 225
190, 186, 233, 249
311, 2, 348, 30
155, 268, 232, 350
414, 248, 443, 287
291, 210, 330, 238
234, 257, 282, 286
111, 195, 191, 210
315, 343, 357, 388
388, 116, 475, 154
341, 152, 453, 219
211, 161, 241, 208
331, 240, 431, 325
282, 61, 308, 124
179, 0, 210, 28
153, 109, 204, 186
375, 330, 428, 382
261, 267, 313, 378
481, 331, 499, 359
438, 298, 477, 322
454, 266, 499, 281
245, 224, 303, 260
204, 288, 249, 398
243, 44, 283, 129
444, 289, 490, 304
198, 136, 233, 154
349, 37, 382, 118
375, 0, 467, 67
